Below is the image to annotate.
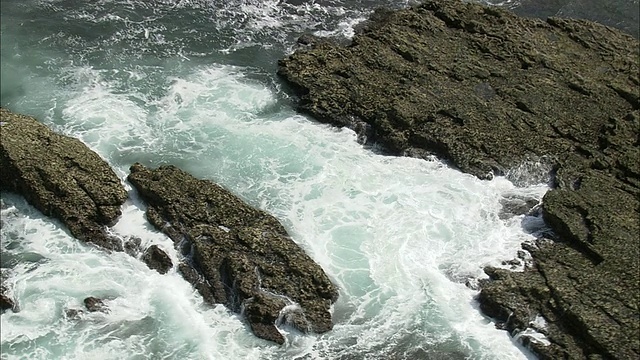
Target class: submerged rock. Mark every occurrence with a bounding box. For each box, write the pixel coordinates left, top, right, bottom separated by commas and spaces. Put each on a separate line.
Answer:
123, 236, 142, 257
127, 163, 339, 344
142, 245, 173, 274
0, 108, 128, 251
278, 1, 639, 358
64, 308, 84, 319
499, 195, 540, 219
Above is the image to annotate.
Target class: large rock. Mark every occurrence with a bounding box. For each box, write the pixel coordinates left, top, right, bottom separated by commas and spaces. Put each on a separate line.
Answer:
278, 1, 639, 359
278, 2, 637, 180
127, 163, 338, 344
141, 245, 173, 274
0, 108, 128, 250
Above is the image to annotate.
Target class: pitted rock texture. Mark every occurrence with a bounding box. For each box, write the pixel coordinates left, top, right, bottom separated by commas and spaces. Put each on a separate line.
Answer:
278, 1, 639, 358
127, 163, 338, 344
0, 108, 128, 250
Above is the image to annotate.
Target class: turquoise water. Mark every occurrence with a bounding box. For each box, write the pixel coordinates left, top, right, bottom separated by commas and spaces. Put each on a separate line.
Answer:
0, 1, 556, 359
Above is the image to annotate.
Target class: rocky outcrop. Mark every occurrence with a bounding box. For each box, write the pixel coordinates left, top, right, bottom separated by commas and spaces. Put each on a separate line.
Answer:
278, 1, 639, 359
278, 2, 637, 180
0, 108, 128, 251
127, 163, 339, 344
142, 245, 173, 274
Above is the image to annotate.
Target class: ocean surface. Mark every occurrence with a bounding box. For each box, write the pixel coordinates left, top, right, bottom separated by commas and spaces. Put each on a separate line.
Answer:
0, 0, 634, 359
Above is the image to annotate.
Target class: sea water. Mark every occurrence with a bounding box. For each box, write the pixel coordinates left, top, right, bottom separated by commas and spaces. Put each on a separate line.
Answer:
1, 0, 560, 359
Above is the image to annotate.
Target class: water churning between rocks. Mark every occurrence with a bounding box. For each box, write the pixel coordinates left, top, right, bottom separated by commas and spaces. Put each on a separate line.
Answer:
4, 0, 625, 358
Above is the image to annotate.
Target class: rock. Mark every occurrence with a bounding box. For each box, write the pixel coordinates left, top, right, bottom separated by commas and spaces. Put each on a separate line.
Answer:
128, 163, 339, 344
65, 308, 84, 319
512, 0, 640, 38
244, 293, 288, 343
278, 1, 637, 179
141, 245, 173, 274
123, 236, 142, 257
278, 1, 639, 358
0, 108, 128, 251
84, 296, 107, 312
501, 258, 522, 268
0, 269, 16, 313
0, 286, 15, 313
499, 195, 540, 219
177, 262, 216, 305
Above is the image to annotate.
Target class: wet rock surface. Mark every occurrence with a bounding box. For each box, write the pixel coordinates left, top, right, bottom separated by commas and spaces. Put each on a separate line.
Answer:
0, 108, 128, 251
278, 1, 639, 358
498, 194, 540, 219
123, 236, 142, 257
141, 245, 173, 274
84, 296, 108, 312
128, 163, 339, 344
0, 268, 17, 314
0, 285, 15, 313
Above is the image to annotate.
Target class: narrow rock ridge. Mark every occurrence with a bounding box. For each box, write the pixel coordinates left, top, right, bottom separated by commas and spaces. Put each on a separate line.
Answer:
127, 163, 339, 344
277, 1, 639, 358
0, 108, 128, 251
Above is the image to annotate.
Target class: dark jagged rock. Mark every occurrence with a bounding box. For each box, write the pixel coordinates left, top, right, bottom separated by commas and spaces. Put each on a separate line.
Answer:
84, 296, 107, 312
0, 108, 128, 251
127, 163, 338, 344
0, 285, 15, 313
278, 1, 639, 358
142, 244, 173, 274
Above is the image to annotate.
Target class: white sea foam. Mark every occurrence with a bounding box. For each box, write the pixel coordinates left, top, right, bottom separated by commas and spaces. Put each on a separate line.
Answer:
1, 62, 546, 359
0, 195, 273, 360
